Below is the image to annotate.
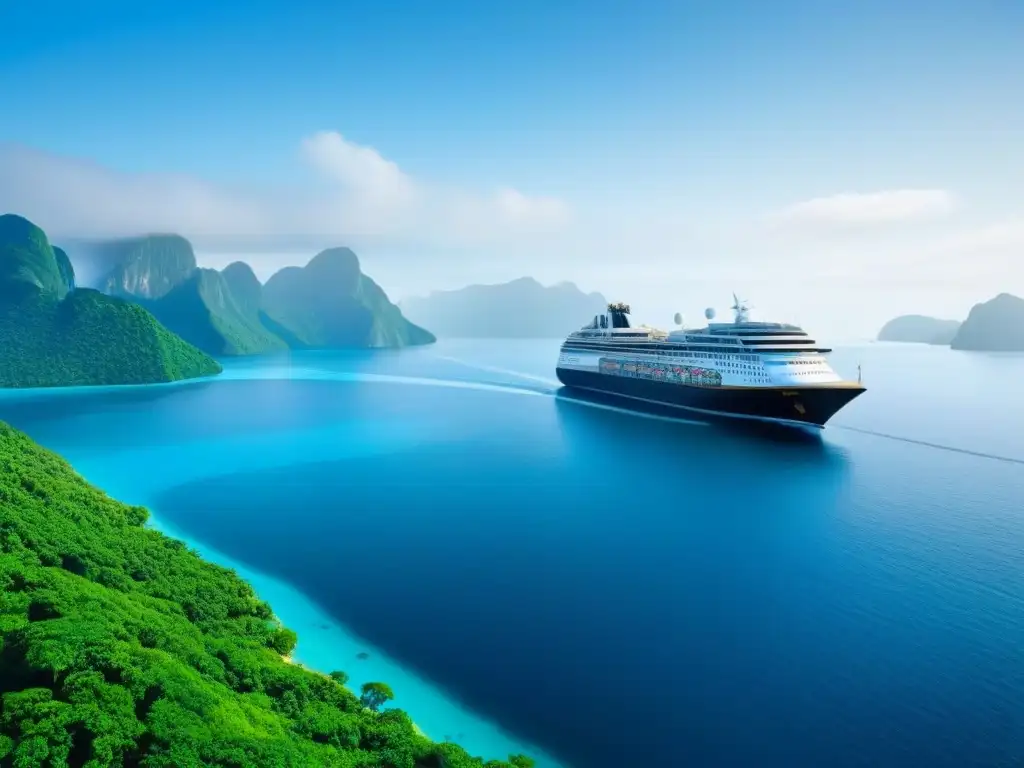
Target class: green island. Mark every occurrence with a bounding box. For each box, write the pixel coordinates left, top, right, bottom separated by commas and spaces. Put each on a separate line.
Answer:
73, 236, 435, 356
260, 248, 436, 349
143, 266, 290, 357
950, 293, 1024, 351
0, 421, 535, 767
0, 215, 221, 389
876, 314, 961, 346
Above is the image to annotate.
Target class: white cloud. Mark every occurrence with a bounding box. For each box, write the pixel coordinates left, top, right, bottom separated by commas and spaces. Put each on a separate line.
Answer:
771, 189, 958, 227
492, 187, 568, 224
935, 217, 1024, 253
3, 135, 1017, 338
0, 146, 267, 241
300, 131, 416, 211
0, 132, 569, 251
915, 216, 1024, 285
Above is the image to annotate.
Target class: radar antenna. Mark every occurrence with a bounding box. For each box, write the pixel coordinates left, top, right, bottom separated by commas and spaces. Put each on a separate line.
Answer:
731, 293, 751, 324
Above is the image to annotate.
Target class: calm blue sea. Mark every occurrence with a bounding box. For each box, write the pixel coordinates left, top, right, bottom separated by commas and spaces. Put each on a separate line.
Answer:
1, 339, 1022, 768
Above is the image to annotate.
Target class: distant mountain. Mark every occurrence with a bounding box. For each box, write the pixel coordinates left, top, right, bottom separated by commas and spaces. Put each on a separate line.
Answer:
222, 260, 263, 314
64, 236, 286, 356
400, 277, 608, 338
951, 293, 1024, 351
55, 237, 129, 289
86, 234, 197, 299
0, 214, 221, 388
146, 267, 290, 356
64, 237, 433, 353
53, 246, 75, 293
0, 214, 73, 302
877, 314, 961, 345
261, 247, 435, 348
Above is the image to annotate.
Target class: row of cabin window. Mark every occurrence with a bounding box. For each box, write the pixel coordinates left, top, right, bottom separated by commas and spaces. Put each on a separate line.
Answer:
565, 340, 814, 352
564, 344, 769, 361
602, 360, 772, 385
564, 345, 825, 360
565, 343, 747, 356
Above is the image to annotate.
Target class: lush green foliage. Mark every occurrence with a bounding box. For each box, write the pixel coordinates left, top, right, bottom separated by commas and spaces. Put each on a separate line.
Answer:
359, 683, 394, 713
0, 216, 222, 389
261, 248, 435, 349
0, 290, 222, 389
0, 422, 533, 767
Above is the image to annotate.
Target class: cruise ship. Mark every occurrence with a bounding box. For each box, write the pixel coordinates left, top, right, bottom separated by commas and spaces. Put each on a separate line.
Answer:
555, 297, 865, 427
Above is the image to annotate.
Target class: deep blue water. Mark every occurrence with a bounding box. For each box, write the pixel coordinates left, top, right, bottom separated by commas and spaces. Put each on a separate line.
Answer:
1, 340, 1022, 768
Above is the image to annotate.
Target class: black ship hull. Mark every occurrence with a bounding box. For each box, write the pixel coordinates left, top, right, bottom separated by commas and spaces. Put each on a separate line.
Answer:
555, 366, 865, 427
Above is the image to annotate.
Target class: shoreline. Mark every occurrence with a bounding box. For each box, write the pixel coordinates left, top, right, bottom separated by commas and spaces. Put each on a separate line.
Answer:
281, 651, 430, 739
0, 366, 568, 767
147, 512, 565, 767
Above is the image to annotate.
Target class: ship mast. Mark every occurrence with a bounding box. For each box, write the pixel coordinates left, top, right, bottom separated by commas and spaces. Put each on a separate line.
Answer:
731, 293, 750, 324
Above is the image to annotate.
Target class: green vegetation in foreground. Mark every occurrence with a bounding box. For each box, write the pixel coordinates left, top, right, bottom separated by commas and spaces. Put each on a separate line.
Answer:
0, 214, 221, 388
0, 422, 535, 767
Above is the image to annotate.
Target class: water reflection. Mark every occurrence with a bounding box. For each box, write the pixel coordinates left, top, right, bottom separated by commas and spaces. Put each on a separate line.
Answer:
551, 387, 848, 470
0, 377, 218, 425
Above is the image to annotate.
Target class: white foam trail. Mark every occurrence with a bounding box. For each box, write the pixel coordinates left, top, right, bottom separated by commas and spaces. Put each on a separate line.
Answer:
435, 356, 562, 388
430, 356, 710, 428
353, 372, 550, 397
222, 360, 708, 429
217, 367, 550, 398
834, 424, 1024, 465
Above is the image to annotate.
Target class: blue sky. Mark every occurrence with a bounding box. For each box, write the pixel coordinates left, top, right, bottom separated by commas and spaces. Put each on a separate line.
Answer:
2, 0, 1023, 335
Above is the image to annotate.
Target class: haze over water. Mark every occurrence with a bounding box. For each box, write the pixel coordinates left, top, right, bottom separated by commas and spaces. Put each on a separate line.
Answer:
1, 340, 1021, 768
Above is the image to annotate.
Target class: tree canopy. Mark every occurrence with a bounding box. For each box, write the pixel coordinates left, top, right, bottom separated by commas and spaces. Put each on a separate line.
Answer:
360, 683, 395, 713
0, 421, 531, 767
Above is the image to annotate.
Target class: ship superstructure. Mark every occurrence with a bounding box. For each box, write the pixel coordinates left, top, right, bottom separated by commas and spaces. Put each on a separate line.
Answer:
555, 296, 864, 427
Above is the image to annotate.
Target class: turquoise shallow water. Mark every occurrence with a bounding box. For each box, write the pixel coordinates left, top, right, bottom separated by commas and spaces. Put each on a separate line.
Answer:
1, 340, 1022, 768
